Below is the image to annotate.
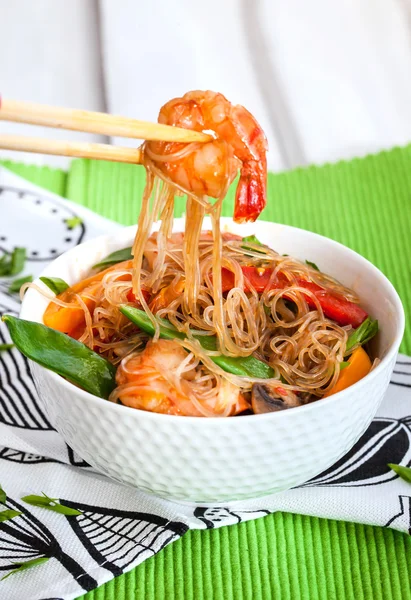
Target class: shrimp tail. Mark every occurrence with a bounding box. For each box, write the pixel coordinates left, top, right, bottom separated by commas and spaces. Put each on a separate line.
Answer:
233, 160, 267, 223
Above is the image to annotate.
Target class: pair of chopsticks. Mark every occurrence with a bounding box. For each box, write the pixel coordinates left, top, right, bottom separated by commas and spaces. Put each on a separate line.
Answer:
0, 98, 212, 164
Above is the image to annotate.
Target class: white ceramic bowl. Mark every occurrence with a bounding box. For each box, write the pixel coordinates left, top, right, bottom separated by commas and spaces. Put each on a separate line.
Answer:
20, 218, 404, 503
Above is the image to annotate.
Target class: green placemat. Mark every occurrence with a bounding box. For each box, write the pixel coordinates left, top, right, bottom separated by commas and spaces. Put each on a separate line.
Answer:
3, 146, 411, 599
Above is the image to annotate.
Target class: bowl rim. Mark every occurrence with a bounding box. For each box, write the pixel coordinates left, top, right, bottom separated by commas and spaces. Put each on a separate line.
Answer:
21, 218, 405, 425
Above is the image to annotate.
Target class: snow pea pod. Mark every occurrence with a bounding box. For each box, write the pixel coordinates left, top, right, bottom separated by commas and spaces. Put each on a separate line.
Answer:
120, 306, 275, 379
2, 315, 116, 399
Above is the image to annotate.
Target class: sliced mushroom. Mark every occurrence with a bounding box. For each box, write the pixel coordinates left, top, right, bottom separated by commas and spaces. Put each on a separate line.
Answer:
251, 383, 303, 414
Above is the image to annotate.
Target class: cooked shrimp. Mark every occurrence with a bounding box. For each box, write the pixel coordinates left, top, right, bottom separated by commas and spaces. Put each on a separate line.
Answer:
110, 339, 249, 417
145, 90, 268, 223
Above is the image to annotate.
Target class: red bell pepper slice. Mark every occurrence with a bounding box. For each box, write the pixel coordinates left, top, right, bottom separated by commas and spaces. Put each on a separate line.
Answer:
220, 267, 367, 328
294, 280, 367, 327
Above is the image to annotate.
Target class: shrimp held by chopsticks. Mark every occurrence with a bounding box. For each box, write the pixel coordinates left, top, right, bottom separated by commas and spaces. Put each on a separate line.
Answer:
145, 90, 268, 223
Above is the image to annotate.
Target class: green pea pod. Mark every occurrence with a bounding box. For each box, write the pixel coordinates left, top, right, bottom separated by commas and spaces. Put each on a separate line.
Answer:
120, 306, 275, 379
2, 316, 116, 399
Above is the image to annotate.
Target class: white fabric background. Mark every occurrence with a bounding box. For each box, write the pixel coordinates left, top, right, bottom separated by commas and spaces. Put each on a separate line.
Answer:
1, 0, 411, 170
0, 0, 106, 167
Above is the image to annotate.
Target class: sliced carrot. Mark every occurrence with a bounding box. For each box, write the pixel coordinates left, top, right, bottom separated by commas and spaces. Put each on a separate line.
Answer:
43, 285, 98, 334
43, 260, 133, 334
324, 346, 372, 397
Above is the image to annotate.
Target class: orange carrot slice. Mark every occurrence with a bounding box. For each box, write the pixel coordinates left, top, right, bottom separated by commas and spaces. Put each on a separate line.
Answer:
43, 261, 132, 334
325, 346, 372, 397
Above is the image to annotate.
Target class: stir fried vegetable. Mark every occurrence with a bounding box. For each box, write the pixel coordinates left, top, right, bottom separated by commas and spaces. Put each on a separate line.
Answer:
220, 267, 368, 327
325, 318, 378, 396
2, 315, 116, 399
85, 239, 369, 328
345, 317, 378, 354
43, 262, 132, 334
325, 347, 372, 397
17, 226, 377, 412
120, 305, 275, 379
241, 235, 266, 255
242, 235, 262, 246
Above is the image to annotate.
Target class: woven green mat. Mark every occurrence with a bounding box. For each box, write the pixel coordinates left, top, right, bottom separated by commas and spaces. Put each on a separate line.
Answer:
2, 146, 411, 599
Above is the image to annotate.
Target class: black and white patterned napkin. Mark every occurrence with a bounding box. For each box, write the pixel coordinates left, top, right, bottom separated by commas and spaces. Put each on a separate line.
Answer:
0, 167, 410, 600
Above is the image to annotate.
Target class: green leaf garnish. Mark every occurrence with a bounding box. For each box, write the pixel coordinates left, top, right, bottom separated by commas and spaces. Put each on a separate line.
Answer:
0, 483, 6, 503
241, 235, 265, 255
388, 463, 411, 484
93, 246, 133, 270
305, 260, 320, 271
64, 216, 83, 229
339, 361, 349, 370
40, 276, 69, 295
346, 317, 379, 354
0, 509, 22, 522
0, 344, 14, 353
1, 556, 50, 581
0, 247, 27, 277
21, 493, 82, 516
8, 275, 33, 294
242, 235, 261, 245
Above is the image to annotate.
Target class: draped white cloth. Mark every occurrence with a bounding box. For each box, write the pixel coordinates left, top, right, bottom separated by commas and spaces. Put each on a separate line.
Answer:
0, 0, 106, 167
1, 0, 411, 169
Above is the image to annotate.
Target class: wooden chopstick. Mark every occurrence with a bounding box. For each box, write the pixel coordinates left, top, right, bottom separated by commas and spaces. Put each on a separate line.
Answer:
0, 134, 142, 164
0, 98, 212, 144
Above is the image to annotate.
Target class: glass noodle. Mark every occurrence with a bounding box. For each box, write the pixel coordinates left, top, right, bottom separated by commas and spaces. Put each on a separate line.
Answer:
30, 129, 369, 416
51, 142, 354, 414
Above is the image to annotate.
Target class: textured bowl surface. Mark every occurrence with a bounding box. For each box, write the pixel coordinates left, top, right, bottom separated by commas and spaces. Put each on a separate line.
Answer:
21, 218, 405, 503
